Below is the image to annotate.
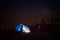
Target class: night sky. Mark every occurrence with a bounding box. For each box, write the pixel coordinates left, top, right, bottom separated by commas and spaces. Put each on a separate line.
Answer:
0, 0, 60, 30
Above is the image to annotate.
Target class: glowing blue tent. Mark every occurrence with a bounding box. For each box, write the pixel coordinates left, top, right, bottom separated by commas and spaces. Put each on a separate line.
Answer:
15, 24, 31, 33
15, 24, 23, 32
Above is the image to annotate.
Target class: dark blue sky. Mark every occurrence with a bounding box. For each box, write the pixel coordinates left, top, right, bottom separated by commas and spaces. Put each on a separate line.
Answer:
0, 0, 60, 29
1, 0, 60, 14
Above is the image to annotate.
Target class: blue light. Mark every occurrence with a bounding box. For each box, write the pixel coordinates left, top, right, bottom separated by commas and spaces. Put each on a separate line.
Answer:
15, 24, 23, 32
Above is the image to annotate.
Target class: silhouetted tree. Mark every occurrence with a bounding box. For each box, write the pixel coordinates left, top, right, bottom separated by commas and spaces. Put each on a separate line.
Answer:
50, 17, 53, 24
41, 18, 45, 24
46, 17, 49, 24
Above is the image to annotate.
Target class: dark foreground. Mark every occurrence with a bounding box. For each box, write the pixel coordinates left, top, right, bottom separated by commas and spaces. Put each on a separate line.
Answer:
0, 24, 59, 40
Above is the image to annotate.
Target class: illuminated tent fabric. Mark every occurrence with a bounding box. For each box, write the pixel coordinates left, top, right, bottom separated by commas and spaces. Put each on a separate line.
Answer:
22, 25, 31, 33
15, 24, 23, 32
15, 24, 31, 33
